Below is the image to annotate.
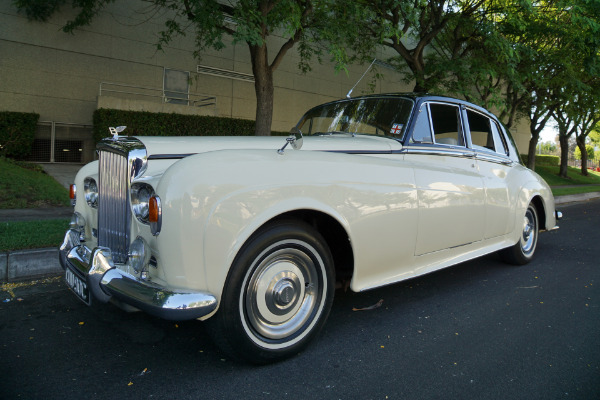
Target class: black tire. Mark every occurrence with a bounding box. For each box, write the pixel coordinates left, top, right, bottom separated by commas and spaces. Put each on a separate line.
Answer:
207, 220, 335, 364
500, 203, 539, 265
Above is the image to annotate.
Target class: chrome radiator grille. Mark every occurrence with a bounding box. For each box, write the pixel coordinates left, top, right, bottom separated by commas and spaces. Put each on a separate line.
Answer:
98, 150, 131, 264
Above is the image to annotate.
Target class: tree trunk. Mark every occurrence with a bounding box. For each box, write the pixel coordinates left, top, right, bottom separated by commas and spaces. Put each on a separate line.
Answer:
250, 44, 274, 136
558, 134, 570, 178
526, 131, 539, 170
412, 79, 427, 93
577, 138, 589, 176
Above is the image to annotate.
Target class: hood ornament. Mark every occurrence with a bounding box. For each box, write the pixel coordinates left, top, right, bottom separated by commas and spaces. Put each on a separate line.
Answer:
109, 126, 127, 141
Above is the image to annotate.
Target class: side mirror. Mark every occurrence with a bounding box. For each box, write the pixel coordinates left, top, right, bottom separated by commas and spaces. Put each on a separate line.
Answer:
289, 127, 303, 150
278, 127, 303, 154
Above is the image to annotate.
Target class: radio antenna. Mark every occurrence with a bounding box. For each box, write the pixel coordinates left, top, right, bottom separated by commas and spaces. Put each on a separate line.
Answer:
346, 59, 377, 99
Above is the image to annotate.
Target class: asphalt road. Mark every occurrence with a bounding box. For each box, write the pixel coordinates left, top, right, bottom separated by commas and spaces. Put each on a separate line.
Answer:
1, 200, 598, 400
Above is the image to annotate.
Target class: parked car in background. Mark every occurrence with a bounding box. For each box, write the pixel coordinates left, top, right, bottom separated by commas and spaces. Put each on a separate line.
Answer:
60, 94, 560, 363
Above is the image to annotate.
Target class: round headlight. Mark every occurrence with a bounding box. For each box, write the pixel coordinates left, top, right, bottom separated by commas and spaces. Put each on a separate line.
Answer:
131, 183, 156, 223
84, 178, 98, 208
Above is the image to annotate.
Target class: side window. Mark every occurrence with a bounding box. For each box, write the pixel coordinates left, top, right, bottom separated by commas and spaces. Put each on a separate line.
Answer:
466, 109, 495, 151
410, 104, 433, 143
429, 103, 464, 146
490, 121, 509, 155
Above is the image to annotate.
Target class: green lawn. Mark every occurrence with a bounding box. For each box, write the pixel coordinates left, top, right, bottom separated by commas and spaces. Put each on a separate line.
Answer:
0, 157, 70, 209
0, 218, 70, 251
535, 165, 600, 186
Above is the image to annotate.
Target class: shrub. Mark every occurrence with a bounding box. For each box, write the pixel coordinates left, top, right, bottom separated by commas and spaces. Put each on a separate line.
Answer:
0, 112, 39, 158
93, 109, 288, 143
520, 154, 559, 167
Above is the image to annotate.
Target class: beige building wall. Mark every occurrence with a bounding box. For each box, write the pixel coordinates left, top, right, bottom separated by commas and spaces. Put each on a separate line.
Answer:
0, 1, 530, 154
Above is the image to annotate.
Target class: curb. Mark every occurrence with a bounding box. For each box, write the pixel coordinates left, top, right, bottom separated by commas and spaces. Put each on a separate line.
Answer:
1, 248, 62, 282
554, 191, 600, 204
2, 193, 600, 283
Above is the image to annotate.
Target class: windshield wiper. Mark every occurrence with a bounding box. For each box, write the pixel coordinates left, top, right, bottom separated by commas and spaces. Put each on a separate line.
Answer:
312, 131, 354, 136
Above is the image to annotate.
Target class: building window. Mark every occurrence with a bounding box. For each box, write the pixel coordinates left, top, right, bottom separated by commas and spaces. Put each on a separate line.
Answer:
163, 68, 190, 105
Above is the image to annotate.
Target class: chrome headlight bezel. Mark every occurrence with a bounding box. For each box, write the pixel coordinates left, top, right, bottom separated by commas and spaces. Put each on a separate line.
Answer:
83, 178, 98, 208
131, 183, 156, 224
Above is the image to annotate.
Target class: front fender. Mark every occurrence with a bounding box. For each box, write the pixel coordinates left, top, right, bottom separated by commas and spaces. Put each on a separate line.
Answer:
201, 190, 352, 306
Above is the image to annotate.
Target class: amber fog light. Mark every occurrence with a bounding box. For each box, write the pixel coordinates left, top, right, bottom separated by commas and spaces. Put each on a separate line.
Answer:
149, 195, 162, 236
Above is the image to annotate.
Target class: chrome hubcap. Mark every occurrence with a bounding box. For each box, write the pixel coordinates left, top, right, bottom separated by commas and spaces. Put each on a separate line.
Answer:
272, 277, 298, 308
243, 241, 324, 343
520, 208, 537, 255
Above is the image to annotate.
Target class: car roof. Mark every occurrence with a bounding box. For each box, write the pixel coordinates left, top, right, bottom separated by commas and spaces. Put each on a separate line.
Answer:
319, 93, 494, 117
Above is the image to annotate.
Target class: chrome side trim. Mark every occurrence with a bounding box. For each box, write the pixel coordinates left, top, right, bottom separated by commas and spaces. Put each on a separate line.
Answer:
475, 152, 513, 166
402, 146, 475, 159
148, 153, 196, 160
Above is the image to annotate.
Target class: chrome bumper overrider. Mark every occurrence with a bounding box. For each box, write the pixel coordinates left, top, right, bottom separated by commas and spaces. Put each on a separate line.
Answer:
59, 229, 217, 320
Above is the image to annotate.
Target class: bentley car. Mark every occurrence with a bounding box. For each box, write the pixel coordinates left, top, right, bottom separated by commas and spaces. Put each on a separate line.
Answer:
59, 94, 560, 363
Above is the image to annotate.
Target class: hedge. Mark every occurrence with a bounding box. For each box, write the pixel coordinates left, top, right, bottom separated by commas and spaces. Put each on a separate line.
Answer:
520, 154, 559, 167
93, 109, 288, 143
0, 112, 39, 158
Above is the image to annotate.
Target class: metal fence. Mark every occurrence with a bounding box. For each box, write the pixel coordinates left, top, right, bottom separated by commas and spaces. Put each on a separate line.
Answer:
26, 122, 94, 164
567, 156, 600, 170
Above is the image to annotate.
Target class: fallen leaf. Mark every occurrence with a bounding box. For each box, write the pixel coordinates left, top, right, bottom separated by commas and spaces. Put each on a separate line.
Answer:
352, 299, 384, 311
128, 382, 133, 386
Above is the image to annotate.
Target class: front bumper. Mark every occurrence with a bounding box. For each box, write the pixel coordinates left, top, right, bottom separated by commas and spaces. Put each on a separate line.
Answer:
59, 229, 217, 320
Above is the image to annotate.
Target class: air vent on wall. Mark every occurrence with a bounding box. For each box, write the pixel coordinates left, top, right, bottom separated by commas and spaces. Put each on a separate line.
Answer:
196, 65, 255, 82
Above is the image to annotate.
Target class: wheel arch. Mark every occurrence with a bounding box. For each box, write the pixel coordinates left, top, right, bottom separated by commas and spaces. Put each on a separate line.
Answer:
267, 210, 355, 285
530, 195, 547, 231
202, 205, 355, 318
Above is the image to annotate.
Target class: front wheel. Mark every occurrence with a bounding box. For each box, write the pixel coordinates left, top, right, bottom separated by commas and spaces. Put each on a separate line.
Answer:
500, 203, 539, 265
208, 220, 335, 364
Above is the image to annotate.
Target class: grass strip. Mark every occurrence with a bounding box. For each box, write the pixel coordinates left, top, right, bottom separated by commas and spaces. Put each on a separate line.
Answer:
0, 218, 69, 251
0, 158, 69, 209
552, 186, 600, 197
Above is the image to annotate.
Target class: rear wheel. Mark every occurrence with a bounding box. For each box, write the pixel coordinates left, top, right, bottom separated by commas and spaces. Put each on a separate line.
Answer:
500, 203, 539, 265
208, 220, 334, 364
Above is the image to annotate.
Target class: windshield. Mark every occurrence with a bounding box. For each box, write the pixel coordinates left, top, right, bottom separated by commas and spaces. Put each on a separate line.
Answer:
297, 97, 414, 139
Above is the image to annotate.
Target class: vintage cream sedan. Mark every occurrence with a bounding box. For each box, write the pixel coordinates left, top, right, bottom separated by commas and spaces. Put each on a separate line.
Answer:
59, 94, 560, 363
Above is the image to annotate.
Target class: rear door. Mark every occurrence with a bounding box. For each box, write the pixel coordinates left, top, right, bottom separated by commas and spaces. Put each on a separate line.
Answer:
404, 101, 486, 256
462, 107, 514, 238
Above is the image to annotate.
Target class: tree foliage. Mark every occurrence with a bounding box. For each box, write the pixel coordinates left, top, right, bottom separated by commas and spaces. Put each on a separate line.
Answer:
15, 0, 346, 136
13, 0, 600, 160
574, 144, 596, 161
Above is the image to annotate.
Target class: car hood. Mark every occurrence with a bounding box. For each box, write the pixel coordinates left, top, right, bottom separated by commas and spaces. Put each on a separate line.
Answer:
135, 134, 403, 158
